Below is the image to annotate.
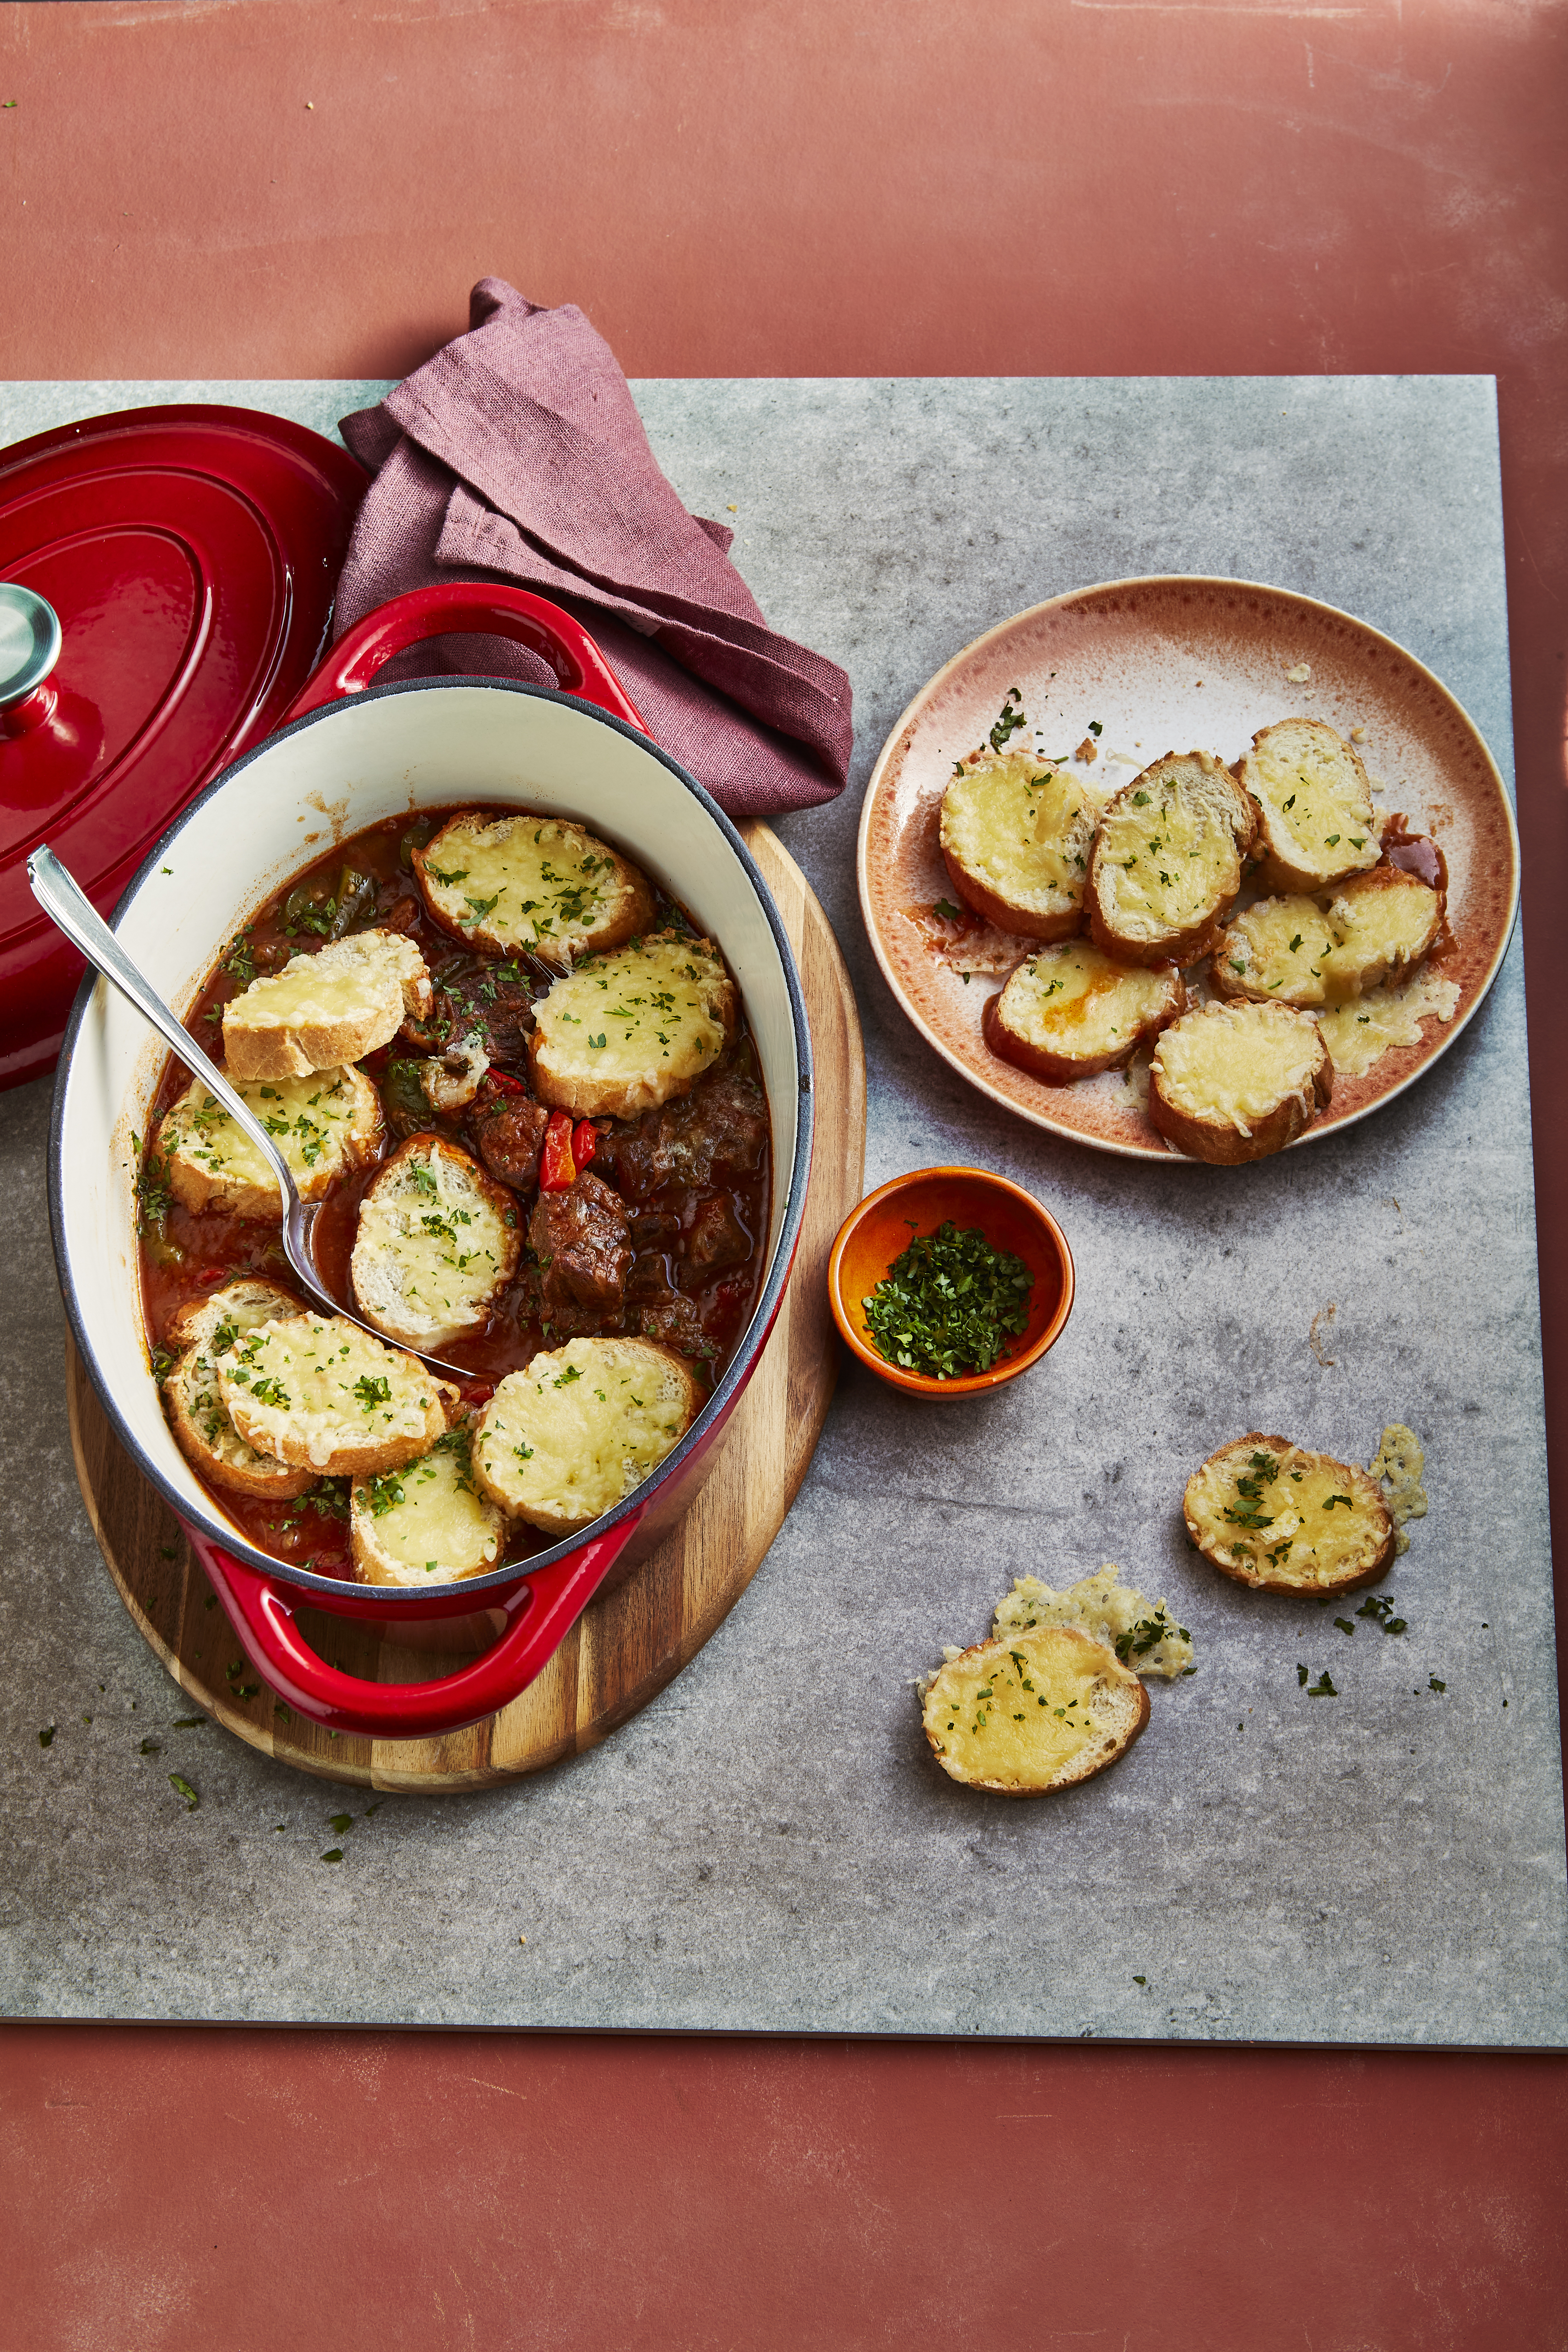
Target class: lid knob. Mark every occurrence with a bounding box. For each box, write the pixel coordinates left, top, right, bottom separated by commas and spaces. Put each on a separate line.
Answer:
0, 584, 63, 712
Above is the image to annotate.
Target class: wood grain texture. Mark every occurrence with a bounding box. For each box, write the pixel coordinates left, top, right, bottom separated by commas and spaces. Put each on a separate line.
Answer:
66, 822, 865, 1793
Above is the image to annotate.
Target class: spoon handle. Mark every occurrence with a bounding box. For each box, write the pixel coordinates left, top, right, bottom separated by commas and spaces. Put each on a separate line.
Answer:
26, 845, 305, 1216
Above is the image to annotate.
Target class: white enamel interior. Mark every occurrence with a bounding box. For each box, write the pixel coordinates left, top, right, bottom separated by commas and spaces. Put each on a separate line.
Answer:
55, 682, 804, 1558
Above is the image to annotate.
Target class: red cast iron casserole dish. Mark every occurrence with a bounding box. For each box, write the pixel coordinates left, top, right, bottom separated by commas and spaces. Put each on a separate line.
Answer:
48, 585, 814, 1743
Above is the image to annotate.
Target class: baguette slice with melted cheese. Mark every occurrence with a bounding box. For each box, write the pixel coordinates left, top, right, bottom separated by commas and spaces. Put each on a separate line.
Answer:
984, 940, 1184, 1082
920, 1626, 1149, 1794
939, 754, 1101, 940
350, 1134, 521, 1351
223, 931, 433, 1080
158, 1064, 382, 1219
1212, 865, 1443, 1008
472, 1335, 700, 1534
413, 812, 655, 961
163, 1279, 316, 1499
350, 1424, 509, 1586
1086, 752, 1256, 967
528, 932, 735, 1120
1184, 1433, 1394, 1594
1236, 718, 1382, 893
1148, 999, 1332, 1162
215, 1313, 452, 1475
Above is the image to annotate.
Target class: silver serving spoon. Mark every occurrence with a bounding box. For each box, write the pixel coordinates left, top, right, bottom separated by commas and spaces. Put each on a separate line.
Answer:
29, 844, 479, 1385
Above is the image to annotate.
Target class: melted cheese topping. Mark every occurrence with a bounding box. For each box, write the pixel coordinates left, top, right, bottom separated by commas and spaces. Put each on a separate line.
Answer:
1316, 967, 1460, 1079
921, 1628, 1136, 1789
992, 1566, 1195, 1680
1189, 1442, 1388, 1584
226, 930, 427, 1033
999, 942, 1175, 1057
418, 815, 649, 956
474, 1337, 694, 1530
350, 1139, 518, 1346
1152, 1001, 1324, 1134
531, 933, 732, 1116
160, 1066, 374, 1205
940, 754, 1098, 915
168, 1345, 301, 1484
1370, 1421, 1428, 1557
1319, 870, 1442, 998
1093, 755, 1248, 944
1243, 721, 1380, 882
352, 1431, 507, 1584
1217, 894, 1338, 1006
216, 1315, 440, 1471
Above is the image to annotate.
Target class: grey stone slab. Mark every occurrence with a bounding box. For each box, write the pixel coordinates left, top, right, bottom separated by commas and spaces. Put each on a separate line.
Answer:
1, 376, 1562, 2043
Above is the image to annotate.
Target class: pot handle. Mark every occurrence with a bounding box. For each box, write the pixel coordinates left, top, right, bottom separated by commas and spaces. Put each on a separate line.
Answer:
281, 581, 648, 733
189, 1514, 642, 1741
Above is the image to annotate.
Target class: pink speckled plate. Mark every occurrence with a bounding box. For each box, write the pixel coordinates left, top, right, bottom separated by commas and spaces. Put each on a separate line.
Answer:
857, 577, 1519, 1162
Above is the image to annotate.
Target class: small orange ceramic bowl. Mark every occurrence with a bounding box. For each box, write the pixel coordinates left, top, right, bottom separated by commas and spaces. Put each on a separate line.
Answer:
826, 1166, 1075, 1399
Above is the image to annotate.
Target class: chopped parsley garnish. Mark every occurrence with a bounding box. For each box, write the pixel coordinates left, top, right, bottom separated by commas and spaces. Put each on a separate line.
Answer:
1306, 1671, 1338, 1698
989, 686, 1027, 753
168, 1773, 200, 1809
861, 1220, 1034, 1380
354, 1374, 392, 1410
933, 898, 962, 921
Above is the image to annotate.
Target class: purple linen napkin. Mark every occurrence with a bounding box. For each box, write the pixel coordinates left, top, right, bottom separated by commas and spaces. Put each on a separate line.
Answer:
334, 280, 852, 817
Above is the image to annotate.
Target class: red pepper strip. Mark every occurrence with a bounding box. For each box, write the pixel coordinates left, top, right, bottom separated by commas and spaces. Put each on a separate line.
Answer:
475, 1068, 527, 1105
538, 1107, 577, 1191
572, 1119, 598, 1169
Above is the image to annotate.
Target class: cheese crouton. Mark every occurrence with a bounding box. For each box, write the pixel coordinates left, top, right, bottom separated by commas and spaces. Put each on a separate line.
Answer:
162, 1279, 316, 1499
939, 754, 1101, 940
1236, 718, 1382, 893
984, 940, 1184, 1082
350, 1134, 522, 1351
1086, 753, 1255, 966
215, 1313, 452, 1475
920, 1626, 1149, 1794
413, 812, 655, 960
222, 930, 433, 1079
472, 1336, 700, 1534
158, 1064, 382, 1219
528, 932, 736, 1120
1184, 1435, 1394, 1594
1213, 865, 1442, 1008
1148, 999, 1332, 1162
350, 1424, 509, 1587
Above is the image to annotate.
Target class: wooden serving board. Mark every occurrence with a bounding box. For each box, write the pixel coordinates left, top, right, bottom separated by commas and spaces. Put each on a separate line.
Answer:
67, 824, 865, 1794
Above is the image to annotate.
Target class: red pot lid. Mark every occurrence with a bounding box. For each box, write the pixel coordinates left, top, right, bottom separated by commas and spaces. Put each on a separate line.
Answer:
0, 404, 366, 1089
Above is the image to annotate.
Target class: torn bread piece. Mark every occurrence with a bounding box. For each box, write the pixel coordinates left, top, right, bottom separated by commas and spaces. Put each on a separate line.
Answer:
984, 940, 1184, 1083
215, 1313, 452, 1476
920, 1626, 1149, 1794
939, 753, 1101, 940
1149, 999, 1332, 1163
991, 1567, 1194, 1680
472, 1335, 700, 1535
413, 812, 656, 961
1236, 718, 1382, 893
350, 1423, 509, 1587
1185, 1434, 1394, 1594
1086, 752, 1256, 967
528, 932, 736, 1120
350, 1134, 521, 1351
158, 1064, 382, 1219
222, 930, 433, 1080
1213, 866, 1442, 1008
163, 1279, 315, 1499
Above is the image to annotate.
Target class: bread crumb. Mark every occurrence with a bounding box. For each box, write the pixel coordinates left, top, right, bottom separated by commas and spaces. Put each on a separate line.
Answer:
1285, 662, 1312, 684
1075, 734, 1098, 763
1350, 725, 1368, 743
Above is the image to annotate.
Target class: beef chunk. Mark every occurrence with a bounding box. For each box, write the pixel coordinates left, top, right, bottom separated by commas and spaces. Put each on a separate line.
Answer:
635, 1294, 714, 1363
473, 1093, 550, 1190
404, 953, 540, 1066
607, 1062, 768, 1201
683, 1194, 751, 1282
529, 1171, 632, 1318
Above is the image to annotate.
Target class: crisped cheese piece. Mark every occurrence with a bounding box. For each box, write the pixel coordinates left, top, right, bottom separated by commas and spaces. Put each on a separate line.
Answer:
350, 1135, 521, 1350
472, 1336, 699, 1535
1239, 718, 1382, 893
163, 1279, 315, 1499
215, 1313, 450, 1475
1151, 1000, 1329, 1140
1370, 1422, 1427, 1557
223, 930, 432, 1080
1184, 1435, 1393, 1593
992, 1566, 1195, 1680
158, 1064, 382, 1220
413, 812, 655, 960
1087, 752, 1254, 964
528, 931, 736, 1119
988, 940, 1182, 1081
351, 1426, 509, 1586
939, 753, 1101, 939
920, 1627, 1148, 1793
1316, 967, 1460, 1079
